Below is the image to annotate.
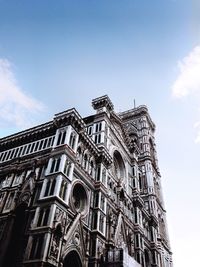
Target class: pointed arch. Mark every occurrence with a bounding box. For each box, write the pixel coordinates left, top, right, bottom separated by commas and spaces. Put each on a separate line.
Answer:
63, 250, 83, 267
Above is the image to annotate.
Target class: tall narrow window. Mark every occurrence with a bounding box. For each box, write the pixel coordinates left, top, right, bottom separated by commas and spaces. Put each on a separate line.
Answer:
89, 160, 94, 177
13, 173, 23, 186
138, 174, 143, 191
44, 179, 56, 197
77, 147, 82, 163
50, 160, 56, 173
64, 159, 71, 177
100, 194, 105, 212
95, 122, 102, 132
50, 179, 56, 195
92, 212, 98, 229
37, 207, 50, 226
94, 134, 101, 144
96, 165, 101, 181
83, 154, 88, 170
29, 235, 44, 259
44, 180, 51, 196
69, 132, 76, 149
94, 192, 99, 207
59, 180, 68, 200
50, 157, 61, 173
134, 209, 138, 224
0, 193, 6, 211
57, 130, 66, 146
87, 126, 93, 136
99, 213, 105, 233
34, 184, 42, 204
4, 192, 15, 210
132, 166, 135, 176
132, 177, 136, 188
102, 168, 106, 184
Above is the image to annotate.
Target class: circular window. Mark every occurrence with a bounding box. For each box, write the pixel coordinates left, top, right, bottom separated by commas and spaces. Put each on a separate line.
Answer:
71, 183, 88, 216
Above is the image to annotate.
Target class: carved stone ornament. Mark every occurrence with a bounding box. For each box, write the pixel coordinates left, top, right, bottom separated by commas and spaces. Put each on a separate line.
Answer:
49, 235, 60, 260
19, 191, 31, 204
73, 232, 80, 246
54, 207, 67, 233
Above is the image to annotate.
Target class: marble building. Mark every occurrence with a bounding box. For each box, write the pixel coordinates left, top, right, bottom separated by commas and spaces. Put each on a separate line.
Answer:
0, 95, 173, 267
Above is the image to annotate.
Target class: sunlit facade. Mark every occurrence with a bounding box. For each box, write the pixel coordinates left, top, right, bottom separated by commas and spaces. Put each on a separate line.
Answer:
0, 95, 172, 267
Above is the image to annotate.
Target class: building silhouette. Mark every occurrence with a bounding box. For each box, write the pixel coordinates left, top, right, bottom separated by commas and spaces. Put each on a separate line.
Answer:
0, 95, 172, 267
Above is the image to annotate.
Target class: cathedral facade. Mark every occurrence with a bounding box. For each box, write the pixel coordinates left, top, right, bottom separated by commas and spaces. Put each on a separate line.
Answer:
0, 95, 173, 267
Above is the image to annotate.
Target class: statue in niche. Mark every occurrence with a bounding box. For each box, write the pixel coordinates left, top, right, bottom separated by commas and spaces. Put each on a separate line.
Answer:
54, 208, 67, 234
128, 230, 134, 256
50, 224, 63, 260
108, 211, 116, 239
50, 235, 59, 259
97, 241, 104, 254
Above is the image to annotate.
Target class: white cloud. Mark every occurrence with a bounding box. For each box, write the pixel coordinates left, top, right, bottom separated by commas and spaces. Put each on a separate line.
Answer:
0, 58, 45, 128
171, 45, 200, 143
172, 45, 200, 98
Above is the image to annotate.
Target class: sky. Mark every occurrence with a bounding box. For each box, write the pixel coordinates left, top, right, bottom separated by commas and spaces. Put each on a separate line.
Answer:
0, 0, 200, 266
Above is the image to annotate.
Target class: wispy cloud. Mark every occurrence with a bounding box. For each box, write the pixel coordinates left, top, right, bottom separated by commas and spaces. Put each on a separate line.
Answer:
171, 45, 200, 143
172, 46, 200, 98
0, 58, 45, 128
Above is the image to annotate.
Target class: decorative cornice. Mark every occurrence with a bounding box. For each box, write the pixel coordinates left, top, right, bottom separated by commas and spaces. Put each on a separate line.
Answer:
92, 95, 114, 111
54, 108, 86, 132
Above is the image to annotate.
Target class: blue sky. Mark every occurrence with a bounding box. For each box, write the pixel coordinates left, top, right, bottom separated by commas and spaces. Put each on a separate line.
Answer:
0, 1, 200, 266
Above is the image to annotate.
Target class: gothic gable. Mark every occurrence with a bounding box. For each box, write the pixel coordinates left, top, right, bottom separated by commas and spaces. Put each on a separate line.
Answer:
114, 212, 128, 250
61, 213, 86, 262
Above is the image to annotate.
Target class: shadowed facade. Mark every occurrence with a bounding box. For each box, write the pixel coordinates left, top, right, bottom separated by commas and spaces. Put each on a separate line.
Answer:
0, 96, 172, 267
